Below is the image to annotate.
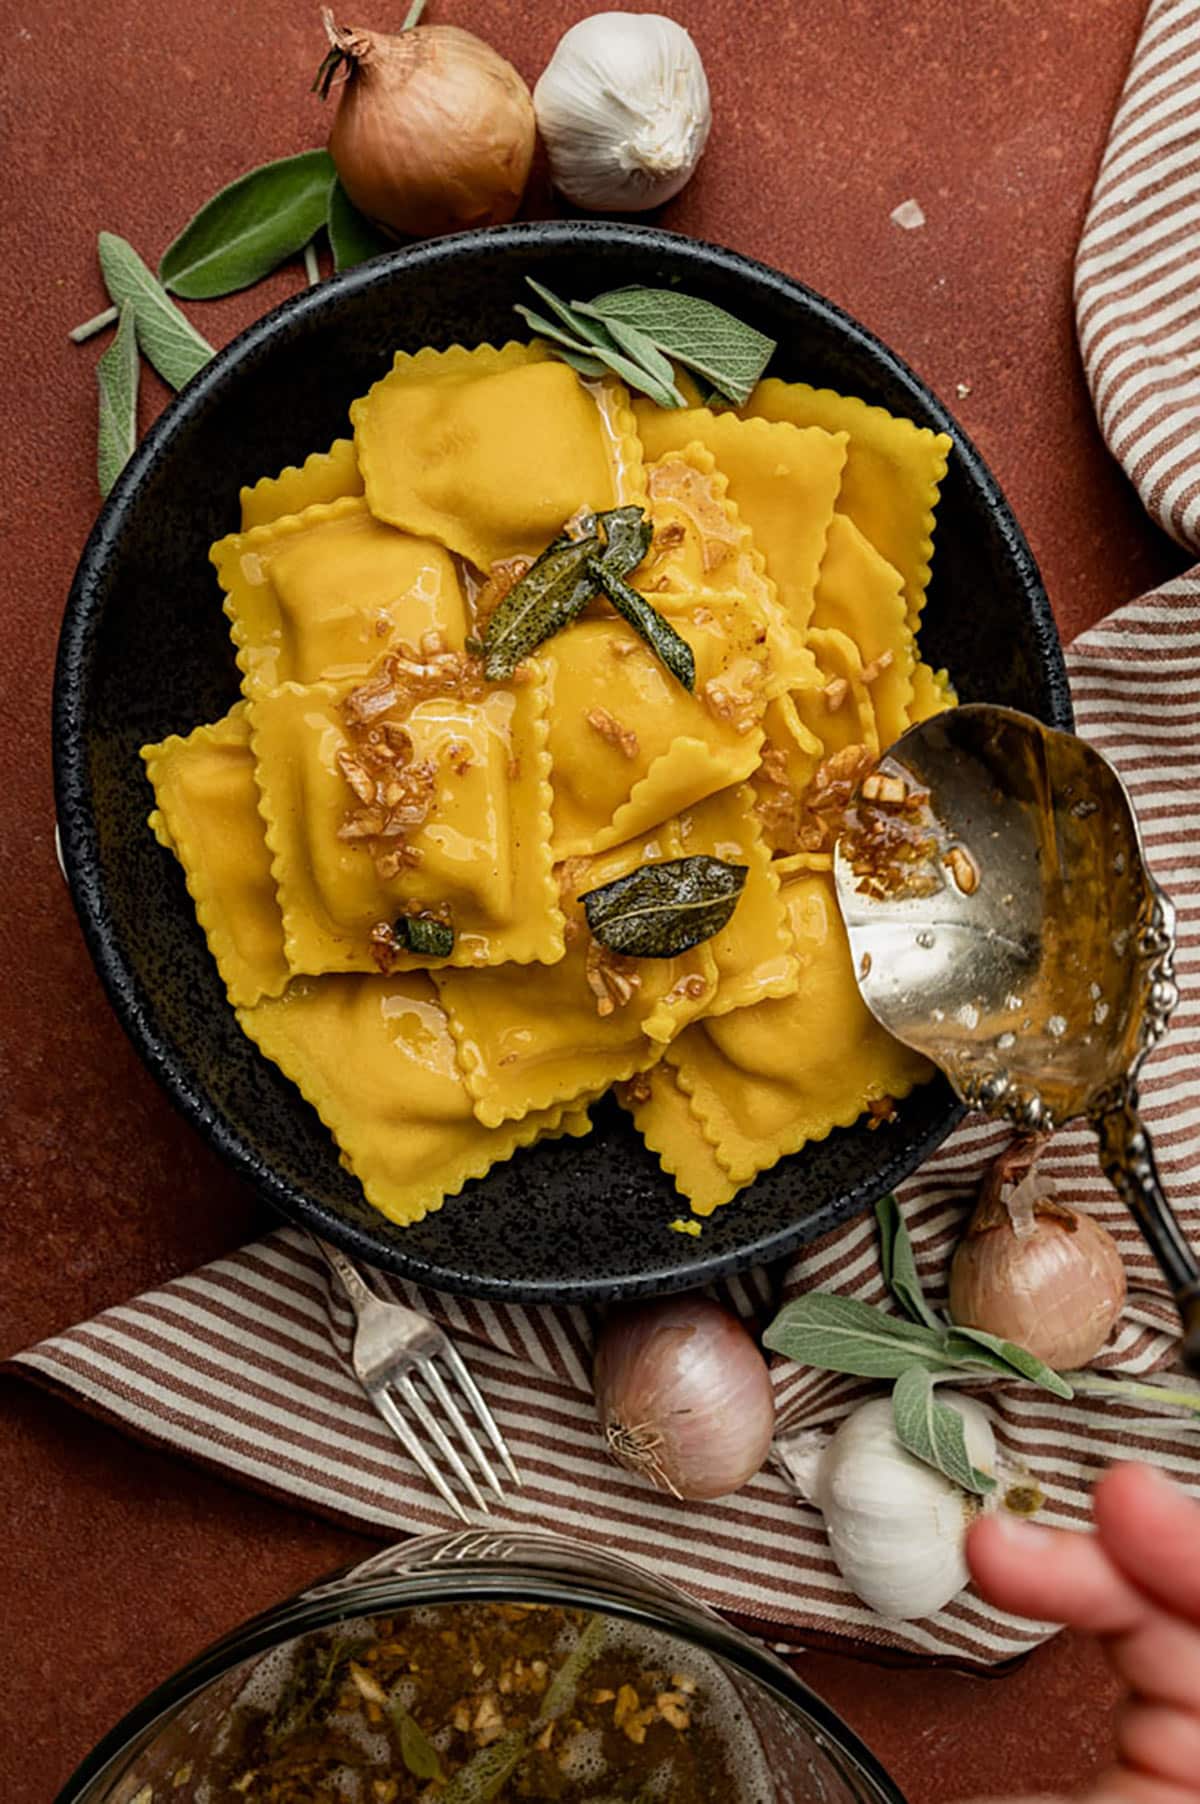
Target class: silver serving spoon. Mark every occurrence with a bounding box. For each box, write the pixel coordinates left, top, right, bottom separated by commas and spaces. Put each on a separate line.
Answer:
832, 703, 1200, 1371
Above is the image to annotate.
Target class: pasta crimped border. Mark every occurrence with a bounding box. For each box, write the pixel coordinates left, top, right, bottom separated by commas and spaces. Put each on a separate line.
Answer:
211, 493, 373, 698
552, 732, 765, 863
140, 703, 289, 1010
620, 1063, 739, 1217
698, 782, 800, 1020
746, 377, 951, 632
238, 437, 363, 532
237, 992, 594, 1228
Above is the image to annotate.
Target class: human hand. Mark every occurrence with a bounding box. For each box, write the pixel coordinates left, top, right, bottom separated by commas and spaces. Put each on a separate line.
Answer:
967, 1463, 1200, 1804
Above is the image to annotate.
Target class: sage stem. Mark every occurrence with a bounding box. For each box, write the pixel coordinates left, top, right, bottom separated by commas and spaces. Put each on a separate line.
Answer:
304, 241, 321, 287
69, 304, 119, 344
403, 0, 428, 26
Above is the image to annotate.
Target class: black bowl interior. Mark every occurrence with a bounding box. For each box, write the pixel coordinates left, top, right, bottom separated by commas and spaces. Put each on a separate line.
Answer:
55, 222, 1071, 1302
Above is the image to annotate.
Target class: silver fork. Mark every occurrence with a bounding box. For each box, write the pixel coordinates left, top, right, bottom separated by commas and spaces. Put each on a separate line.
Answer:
311, 1235, 520, 1522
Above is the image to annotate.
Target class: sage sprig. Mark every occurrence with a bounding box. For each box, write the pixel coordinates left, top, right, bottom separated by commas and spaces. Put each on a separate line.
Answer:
581, 855, 748, 958
95, 303, 139, 498
516, 280, 777, 408
893, 1367, 996, 1497
97, 232, 214, 390
159, 151, 336, 299
327, 177, 392, 272
589, 560, 696, 692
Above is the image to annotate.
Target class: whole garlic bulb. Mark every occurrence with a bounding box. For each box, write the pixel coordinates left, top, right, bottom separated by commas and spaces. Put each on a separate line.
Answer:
777, 1393, 995, 1620
534, 13, 711, 212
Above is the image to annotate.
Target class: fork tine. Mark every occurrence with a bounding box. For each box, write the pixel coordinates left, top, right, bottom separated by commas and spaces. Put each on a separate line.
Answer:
423, 1359, 504, 1502
438, 1342, 522, 1488
396, 1373, 489, 1515
370, 1385, 469, 1524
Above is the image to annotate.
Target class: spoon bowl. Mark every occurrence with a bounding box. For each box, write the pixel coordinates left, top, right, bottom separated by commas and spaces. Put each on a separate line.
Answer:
834, 704, 1200, 1368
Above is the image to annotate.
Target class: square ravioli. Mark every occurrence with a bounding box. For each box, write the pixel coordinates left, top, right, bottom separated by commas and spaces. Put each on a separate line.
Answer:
238, 973, 591, 1227
351, 341, 643, 571
618, 1063, 737, 1217
213, 496, 469, 697
811, 513, 915, 750
544, 596, 769, 859
239, 437, 363, 531
673, 783, 800, 1014
433, 824, 719, 1127
745, 378, 951, 629
141, 705, 288, 1008
250, 655, 562, 975
668, 872, 932, 1186
633, 404, 848, 636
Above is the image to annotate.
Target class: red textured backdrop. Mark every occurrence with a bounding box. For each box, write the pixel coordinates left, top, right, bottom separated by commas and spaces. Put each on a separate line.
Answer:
0, 1, 1187, 1798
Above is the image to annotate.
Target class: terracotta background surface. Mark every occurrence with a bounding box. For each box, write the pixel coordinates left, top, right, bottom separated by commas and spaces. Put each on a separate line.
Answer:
0, 0, 1190, 1798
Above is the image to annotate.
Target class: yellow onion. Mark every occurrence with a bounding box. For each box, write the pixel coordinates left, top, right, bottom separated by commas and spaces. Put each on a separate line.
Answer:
316, 6, 535, 239
949, 1137, 1127, 1369
594, 1295, 775, 1500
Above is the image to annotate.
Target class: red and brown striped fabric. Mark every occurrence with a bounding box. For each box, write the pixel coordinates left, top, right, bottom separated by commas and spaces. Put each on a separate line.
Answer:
1075, 0, 1200, 547
12, 2, 1200, 1666
11, 577, 1200, 1666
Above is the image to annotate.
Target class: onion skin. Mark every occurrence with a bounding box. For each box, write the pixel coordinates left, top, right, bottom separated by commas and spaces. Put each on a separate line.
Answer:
594, 1296, 775, 1501
949, 1187, 1127, 1369
326, 22, 535, 239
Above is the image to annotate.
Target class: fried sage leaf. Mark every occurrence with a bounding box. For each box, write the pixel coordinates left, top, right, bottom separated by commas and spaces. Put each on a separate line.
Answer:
394, 914, 455, 958
482, 534, 600, 679
159, 150, 336, 298
588, 559, 695, 691
96, 302, 139, 497
391, 1700, 445, 1783
582, 855, 747, 958
597, 503, 653, 571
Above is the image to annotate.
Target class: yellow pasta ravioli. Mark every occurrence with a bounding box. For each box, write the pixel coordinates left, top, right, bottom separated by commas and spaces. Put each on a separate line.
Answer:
141, 706, 289, 1008
214, 497, 468, 697
619, 1062, 737, 1218
250, 666, 562, 975
811, 513, 915, 750
352, 342, 640, 571
434, 825, 718, 1127
239, 973, 591, 1227
669, 872, 932, 1187
745, 379, 951, 629
239, 438, 364, 531
674, 784, 799, 1015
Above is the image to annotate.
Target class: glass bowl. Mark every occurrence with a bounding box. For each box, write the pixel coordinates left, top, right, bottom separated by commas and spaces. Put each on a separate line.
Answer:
57, 1529, 905, 1804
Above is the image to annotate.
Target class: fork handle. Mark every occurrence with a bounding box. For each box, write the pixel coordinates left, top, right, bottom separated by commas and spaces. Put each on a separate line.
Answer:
310, 1233, 380, 1315
1097, 1097, 1200, 1374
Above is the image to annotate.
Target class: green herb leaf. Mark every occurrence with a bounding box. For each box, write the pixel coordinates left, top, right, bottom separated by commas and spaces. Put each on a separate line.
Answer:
553, 344, 610, 379
944, 1327, 1074, 1399
764, 1293, 963, 1379
519, 280, 686, 407
588, 559, 695, 690
597, 312, 685, 396
482, 534, 600, 679
327, 177, 392, 272
514, 303, 681, 410
97, 232, 214, 390
159, 151, 336, 299
440, 1728, 527, 1803
394, 914, 455, 959
95, 302, 139, 497
876, 1196, 944, 1333
539, 1614, 607, 1721
582, 855, 747, 958
583, 286, 775, 406
1064, 1373, 1200, 1419
892, 1366, 997, 1496
596, 504, 653, 573
391, 1700, 445, 1783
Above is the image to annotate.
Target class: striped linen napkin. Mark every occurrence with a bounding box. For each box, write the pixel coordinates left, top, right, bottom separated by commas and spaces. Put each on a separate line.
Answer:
11, 0, 1200, 1667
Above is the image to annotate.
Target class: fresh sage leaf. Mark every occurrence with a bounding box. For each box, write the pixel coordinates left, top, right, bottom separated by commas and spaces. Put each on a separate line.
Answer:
97, 232, 214, 390
876, 1196, 944, 1333
519, 280, 685, 408
327, 177, 392, 272
159, 151, 336, 299
588, 560, 695, 690
582, 855, 747, 958
553, 344, 610, 379
95, 302, 139, 498
596, 311, 685, 397
440, 1728, 527, 1803
892, 1366, 996, 1496
482, 534, 600, 679
944, 1326, 1074, 1399
583, 286, 775, 406
764, 1293, 963, 1380
394, 914, 455, 959
538, 1614, 607, 1721
391, 1700, 445, 1783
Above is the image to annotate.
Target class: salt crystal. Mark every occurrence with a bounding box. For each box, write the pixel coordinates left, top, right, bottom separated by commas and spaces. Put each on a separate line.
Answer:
890, 198, 926, 230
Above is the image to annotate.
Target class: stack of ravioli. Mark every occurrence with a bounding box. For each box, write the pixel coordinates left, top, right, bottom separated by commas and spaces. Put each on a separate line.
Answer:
142, 340, 954, 1229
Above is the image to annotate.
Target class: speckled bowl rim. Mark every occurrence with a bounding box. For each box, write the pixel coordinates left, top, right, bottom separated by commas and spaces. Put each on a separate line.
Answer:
54, 220, 1072, 1301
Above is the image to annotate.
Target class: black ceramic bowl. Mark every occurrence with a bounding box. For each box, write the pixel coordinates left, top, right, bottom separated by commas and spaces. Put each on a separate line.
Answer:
55, 221, 1071, 1302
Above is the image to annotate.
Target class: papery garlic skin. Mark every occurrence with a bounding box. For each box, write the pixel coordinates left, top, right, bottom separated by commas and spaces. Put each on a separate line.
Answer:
534, 13, 711, 212
777, 1393, 995, 1620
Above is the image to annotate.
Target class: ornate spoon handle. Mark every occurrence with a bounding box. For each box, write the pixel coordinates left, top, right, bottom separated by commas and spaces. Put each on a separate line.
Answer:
1097, 1094, 1200, 1374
